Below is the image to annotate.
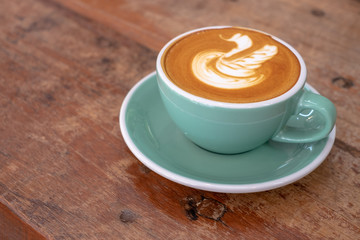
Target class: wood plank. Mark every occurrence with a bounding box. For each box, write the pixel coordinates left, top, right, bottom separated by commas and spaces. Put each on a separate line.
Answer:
0, 0, 359, 239
0, 201, 47, 240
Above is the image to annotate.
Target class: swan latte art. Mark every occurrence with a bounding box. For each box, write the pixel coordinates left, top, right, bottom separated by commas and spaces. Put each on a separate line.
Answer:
161, 27, 301, 103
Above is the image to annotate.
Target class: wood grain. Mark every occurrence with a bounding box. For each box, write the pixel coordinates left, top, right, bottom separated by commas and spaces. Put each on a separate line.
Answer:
0, 0, 359, 239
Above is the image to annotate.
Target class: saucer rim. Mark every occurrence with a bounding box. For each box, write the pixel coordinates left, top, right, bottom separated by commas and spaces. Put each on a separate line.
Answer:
119, 71, 336, 193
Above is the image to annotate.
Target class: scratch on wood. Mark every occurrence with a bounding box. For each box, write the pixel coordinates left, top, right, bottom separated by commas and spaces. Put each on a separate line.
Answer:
334, 138, 360, 158
332, 76, 354, 89
0, 150, 11, 158
351, 165, 359, 174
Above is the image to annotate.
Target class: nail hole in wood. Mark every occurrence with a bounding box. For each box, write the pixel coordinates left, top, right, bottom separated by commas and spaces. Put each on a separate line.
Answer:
311, 9, 325, 17
119, 209, 137, 223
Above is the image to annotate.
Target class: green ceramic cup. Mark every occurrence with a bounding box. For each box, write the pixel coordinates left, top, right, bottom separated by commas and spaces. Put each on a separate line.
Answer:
156, 26, 336, 154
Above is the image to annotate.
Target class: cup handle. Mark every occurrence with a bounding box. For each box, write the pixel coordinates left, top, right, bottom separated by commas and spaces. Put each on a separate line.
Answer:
272, 90, 336, 143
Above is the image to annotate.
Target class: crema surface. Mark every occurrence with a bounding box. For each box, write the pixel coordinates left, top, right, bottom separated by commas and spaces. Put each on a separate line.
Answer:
162, 27, 301, 103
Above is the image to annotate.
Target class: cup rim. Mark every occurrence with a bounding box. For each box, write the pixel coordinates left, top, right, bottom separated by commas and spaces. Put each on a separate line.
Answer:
156, 26, 307, 109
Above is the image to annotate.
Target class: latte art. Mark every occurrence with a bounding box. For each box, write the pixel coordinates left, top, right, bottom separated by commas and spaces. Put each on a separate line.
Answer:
162, 27, 300, 103
192, 33, 278, 89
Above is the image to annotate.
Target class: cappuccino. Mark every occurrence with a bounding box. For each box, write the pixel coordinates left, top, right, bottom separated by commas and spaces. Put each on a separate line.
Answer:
161, 27, 300, 103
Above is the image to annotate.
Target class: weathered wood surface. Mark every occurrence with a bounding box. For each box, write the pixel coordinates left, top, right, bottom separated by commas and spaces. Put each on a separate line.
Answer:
0, 0, 359, 239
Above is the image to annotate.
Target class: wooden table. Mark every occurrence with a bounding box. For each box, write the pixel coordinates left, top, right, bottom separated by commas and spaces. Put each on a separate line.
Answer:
1, 0, 359, 239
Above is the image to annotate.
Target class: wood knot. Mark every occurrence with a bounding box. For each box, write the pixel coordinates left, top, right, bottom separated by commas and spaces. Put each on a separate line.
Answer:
332, 76, 354, 89
311, 9, 325, 17
182, 196, 227, 221
119, 209, 137, 223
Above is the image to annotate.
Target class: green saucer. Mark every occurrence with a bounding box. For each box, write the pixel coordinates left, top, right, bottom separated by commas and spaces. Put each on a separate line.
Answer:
119, 72, 335, 193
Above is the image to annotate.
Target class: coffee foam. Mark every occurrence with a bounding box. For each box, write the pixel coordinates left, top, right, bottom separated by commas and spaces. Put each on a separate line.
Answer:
162, 27, 300, 103
192, 33, 278, 89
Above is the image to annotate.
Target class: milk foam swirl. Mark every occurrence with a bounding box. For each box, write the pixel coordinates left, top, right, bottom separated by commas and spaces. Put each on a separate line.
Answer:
192, 33, 278, 89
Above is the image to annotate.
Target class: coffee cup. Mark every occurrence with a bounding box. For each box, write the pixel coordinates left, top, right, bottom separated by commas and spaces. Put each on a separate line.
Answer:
156, 26, 336, 154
